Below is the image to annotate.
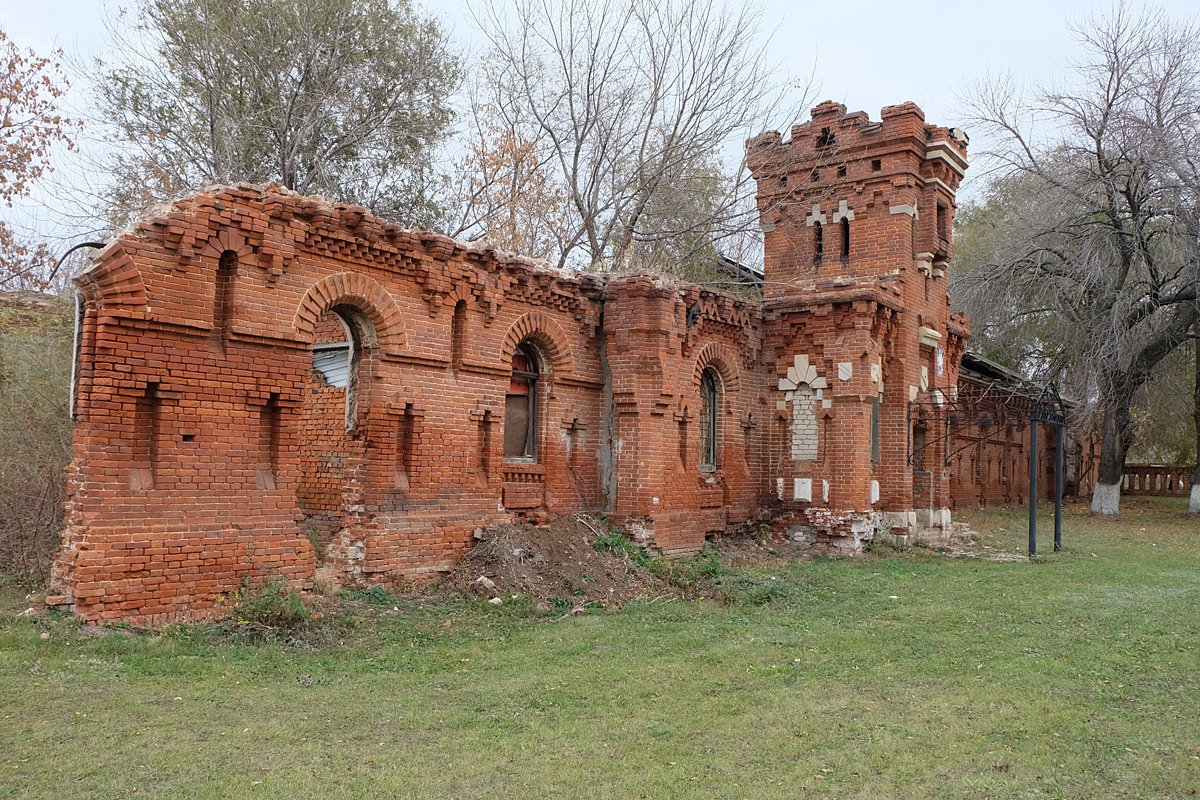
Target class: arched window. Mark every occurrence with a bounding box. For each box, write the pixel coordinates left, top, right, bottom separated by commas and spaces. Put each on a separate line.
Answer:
310, 306, 372, 430
699, 368, 718, 470
504, 343, 540, 461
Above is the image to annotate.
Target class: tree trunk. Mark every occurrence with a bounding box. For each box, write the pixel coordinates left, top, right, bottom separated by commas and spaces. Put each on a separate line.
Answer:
1091, 397, 1132, 516
1191, 326, 1199, 514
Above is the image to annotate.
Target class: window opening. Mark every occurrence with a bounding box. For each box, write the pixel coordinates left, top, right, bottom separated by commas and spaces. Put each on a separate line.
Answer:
936, 203, 949, 240
476, 409, 493, 485
836, 165, 847, 179
813, 221, 823, 264
871, 159, 882, 172
810, 170, 820, 183
214, 250, 237, 348
699, 368, 718, 469
504, 344, 539, 461
678, 414, 689, 468
312, 312, 353, 388
816, 127, 835, 148
870, 397, 881, 462
840, 217, 850, 261
257, 392, 281, 490
451, 300, 467, 374
132, 382, 160, 490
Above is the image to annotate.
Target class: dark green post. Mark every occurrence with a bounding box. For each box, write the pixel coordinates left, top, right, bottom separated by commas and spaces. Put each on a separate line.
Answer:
1029, 417, 1038, 557
1054, 423, 1064, 552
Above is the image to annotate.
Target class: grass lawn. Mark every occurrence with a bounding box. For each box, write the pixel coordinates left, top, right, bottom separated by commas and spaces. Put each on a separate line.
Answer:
2, 498, 1197, 799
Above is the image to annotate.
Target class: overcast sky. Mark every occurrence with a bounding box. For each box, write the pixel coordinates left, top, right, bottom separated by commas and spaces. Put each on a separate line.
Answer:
2, 0, 1197, 239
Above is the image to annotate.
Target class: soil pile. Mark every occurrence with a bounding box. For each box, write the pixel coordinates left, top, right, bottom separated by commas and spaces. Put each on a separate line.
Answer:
442, 514, 664, 607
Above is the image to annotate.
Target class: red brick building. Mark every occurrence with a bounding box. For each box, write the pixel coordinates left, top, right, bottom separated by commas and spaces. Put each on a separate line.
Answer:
51, 101, 976, 622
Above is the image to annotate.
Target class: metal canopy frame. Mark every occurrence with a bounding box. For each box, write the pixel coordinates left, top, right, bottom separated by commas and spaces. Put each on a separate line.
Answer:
908, 380, 1067, 557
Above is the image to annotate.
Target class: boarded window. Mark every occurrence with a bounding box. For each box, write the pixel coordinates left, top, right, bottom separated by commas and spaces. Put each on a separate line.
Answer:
312, 312, 353, 388
504, 345, 538, 460
699, 369, 718, 468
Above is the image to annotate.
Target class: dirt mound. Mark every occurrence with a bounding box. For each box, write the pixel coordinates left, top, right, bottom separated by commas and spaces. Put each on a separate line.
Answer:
442, 514, 665, 607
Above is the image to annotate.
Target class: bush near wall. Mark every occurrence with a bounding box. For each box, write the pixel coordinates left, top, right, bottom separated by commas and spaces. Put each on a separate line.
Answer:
0, 291, 73, 586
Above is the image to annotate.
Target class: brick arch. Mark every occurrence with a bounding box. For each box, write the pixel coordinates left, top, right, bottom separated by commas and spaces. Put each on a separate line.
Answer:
292, 272, 407, 350
447, 283, 477, 309
692, 343, 740, 394
500, 311, 574, 375
199, 228, 255, 264
74, 242, 149, 312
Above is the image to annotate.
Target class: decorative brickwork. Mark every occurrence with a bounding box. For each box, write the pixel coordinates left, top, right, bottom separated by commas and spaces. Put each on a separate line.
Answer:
53, 102, 986, 623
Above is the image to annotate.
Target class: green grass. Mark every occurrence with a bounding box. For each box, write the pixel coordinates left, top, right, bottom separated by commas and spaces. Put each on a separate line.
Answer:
2, 498, 1198, 798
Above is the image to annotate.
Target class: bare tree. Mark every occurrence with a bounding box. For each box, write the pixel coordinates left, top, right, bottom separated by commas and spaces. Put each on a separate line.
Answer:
462, 0, 798, 273
955, 4, 1200, 516
89, 0, 460, 229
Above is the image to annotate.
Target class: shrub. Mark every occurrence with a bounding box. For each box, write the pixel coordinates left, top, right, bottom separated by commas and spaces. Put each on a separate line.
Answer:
591, 520, 653, 569
0, 293, 73, 586
232, 576, 310, 628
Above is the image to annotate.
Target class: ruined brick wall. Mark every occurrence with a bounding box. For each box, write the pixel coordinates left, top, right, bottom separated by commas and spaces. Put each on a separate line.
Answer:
51, 184, 766, 622
53, 100, 990, 622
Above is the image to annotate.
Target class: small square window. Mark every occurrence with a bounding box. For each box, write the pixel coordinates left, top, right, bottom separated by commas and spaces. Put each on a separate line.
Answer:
837, 166, 847, 179
871, 159, 882, 171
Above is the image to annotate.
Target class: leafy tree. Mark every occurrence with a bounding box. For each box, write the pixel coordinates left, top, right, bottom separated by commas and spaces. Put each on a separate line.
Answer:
92, 0, 460, 228
0, 29, 74, 290
956, 4, 1200, 515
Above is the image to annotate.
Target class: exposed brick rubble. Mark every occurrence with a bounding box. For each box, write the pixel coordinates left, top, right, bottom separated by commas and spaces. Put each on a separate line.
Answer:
51, 102, 984, 623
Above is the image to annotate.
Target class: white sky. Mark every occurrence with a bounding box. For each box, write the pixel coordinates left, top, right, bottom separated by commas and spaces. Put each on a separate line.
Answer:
2, 0, 1197, 241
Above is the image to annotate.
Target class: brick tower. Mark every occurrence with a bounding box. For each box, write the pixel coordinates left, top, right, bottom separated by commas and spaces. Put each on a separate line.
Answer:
747, 101, 971, 550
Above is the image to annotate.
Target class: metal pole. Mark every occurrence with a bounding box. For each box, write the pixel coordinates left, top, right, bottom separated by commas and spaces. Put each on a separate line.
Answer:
1029, 416, 1038, 557
1054, 423, 1064, 552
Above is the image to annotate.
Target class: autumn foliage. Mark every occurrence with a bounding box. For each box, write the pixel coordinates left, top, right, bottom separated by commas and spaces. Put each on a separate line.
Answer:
0, 28, 74, 290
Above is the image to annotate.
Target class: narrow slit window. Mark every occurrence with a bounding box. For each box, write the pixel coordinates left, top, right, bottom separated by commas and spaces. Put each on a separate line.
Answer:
699, 369, 718, 469
870, 397, 881, 462
214, 250, 237, 342
504, 344, 539, 461
451, 300, 467, 374
813, 221, 823, 264
257, 392, 281, 490
840, 217, 850, 260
